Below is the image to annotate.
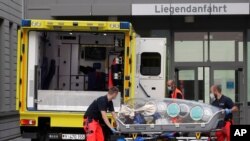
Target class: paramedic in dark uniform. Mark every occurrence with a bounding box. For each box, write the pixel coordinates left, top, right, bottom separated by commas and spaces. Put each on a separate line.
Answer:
167, 80, 184, 99
83, 86, 119, 141
210, 85, 238, 141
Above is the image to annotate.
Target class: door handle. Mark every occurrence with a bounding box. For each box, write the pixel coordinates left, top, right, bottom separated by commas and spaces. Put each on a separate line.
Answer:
35, 99, 42, 103
139, 82, 150, 98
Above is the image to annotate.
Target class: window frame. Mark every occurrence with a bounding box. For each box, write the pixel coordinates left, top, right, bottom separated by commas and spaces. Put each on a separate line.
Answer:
140, 52, 161, 76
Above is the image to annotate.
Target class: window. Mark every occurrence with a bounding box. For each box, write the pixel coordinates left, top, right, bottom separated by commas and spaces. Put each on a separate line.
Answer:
140, 52, 161, 76
210, 41, 235, 61
214, 70, 235, 102
174, 32, 243, 62
174, 32, 208, 62
238, 41, 243, 62
210, 32, 243, 62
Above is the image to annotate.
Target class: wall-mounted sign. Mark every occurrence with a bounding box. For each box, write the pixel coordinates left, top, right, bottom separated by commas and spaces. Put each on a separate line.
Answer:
132, 3, 249, 15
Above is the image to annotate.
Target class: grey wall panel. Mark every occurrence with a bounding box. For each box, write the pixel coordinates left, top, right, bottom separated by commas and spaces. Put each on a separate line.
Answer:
168, 0, 213, 3
27, 0, 54, 7
24, 0, 250, 18
10, 23, 17, 111
0, 19, 3, 112
0, 3, 20, 18
0, 113, 19, 141
0, 128, 20, 141
2, 0, 22, 11
55, 0, 93, 4
50, 4, 91, 16
93, 0, 131, 3
154, 0, 171, 3
92, 0, 131, 15
0, 0, 21, 140
0, 19, 10, 113
132, 0, 171, 3
209, 0, 249, 2
26, 9, 52, 19
25, 0, 94, 18
0, 1, 22, 24
12, 0, 22, 6
25, 0, 48, 18
0, 11, 20, 23
92, 3, 131, 15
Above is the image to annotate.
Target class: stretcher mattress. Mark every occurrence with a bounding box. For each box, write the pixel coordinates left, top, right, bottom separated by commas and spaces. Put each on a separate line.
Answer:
117, 98, 225, 133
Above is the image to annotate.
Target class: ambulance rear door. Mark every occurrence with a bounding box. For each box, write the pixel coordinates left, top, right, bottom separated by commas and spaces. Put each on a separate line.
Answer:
135, 38, 167, 100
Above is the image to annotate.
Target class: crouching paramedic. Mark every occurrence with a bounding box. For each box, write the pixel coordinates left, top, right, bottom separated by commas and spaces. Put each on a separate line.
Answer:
83, 86, 119, 141
210, 85, 238, 141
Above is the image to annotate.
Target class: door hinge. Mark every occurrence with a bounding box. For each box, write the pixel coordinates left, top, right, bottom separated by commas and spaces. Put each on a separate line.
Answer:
73, 22, 78, 26
20, 55, 22, 62
129, 58, 132, 64
125, 76, 130, 80
125, 88, 130, 97
19, 78, 22, 85
126, 47, 129, 56
22, 44, 25, 53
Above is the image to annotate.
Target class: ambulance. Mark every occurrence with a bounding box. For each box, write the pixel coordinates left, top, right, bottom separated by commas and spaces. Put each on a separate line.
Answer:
17, 19, 167, 140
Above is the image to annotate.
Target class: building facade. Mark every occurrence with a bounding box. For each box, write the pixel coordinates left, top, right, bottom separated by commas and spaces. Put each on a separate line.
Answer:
24, 0, 250, 124
0, 0, 22, 140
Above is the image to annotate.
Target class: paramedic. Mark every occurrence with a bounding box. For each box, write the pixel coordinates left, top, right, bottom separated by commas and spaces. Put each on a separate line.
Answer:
210, 85, 238, 141
83, 86, 119, 141
167, 80, 184, 99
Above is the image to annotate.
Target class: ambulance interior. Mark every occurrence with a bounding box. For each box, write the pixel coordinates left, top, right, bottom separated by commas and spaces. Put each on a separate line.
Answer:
37, 32, 124, 91
28, 31, 124, 111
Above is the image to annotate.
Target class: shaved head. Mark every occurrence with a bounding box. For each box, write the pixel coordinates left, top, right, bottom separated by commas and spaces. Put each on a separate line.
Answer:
211, 85, 221, 93
214, 85, 222, 93
210, 84, 222, 99
210, 85, 215, 93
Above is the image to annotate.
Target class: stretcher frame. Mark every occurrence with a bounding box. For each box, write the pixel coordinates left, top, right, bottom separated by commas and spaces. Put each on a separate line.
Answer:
117, 110, 224, 133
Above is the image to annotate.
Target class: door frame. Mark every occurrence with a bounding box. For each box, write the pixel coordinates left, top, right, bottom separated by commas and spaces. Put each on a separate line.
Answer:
174, 66, 199, 101
210, 67, 247, 124
171, 30, 247, 124
175, 66, 246, 124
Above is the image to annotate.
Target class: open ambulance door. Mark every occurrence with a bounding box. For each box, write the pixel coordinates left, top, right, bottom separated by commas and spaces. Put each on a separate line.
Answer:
16, 30, 22, 111
135, 38, 167, 100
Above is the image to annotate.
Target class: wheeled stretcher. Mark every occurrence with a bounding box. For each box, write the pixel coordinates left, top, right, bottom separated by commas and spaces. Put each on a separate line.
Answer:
116, 98, 225, 134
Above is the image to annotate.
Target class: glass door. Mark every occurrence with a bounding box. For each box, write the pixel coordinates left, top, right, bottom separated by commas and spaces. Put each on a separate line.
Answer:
175, 68, 196, 100
211, 68, 246, 124
173, 31, 246, 124
175, 67, 210, 103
